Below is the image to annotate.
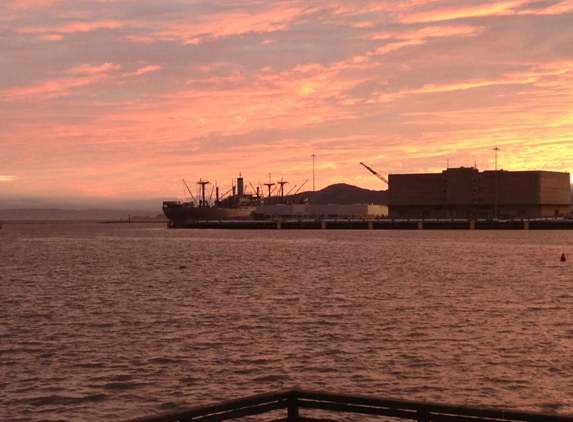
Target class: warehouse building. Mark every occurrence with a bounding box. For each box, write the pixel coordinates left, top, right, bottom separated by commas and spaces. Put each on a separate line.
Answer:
256, 203, 388, 220
388, 167, 571, 219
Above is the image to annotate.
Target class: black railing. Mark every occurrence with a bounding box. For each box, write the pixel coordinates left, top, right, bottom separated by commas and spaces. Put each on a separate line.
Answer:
122, 389, 573, 422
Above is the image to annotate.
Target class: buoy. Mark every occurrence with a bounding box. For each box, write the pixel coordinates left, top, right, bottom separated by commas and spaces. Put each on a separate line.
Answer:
561, 253, 566, 262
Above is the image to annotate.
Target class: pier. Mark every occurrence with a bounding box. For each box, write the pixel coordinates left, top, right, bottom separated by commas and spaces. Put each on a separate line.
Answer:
123, 389, 573, 422
171, 219, 573, 230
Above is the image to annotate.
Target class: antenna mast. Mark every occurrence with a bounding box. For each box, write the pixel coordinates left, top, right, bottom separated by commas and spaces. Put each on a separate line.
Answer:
263, 173, 275, 205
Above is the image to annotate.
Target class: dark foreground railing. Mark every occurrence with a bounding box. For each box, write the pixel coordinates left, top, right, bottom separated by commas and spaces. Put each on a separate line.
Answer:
123, 389, 573, 422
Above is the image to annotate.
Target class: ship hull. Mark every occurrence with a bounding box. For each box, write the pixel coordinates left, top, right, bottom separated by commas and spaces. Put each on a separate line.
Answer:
162, 201, 255, 228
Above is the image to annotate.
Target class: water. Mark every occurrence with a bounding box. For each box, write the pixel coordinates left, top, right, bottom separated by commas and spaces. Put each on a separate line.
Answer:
1, 223, 573, 422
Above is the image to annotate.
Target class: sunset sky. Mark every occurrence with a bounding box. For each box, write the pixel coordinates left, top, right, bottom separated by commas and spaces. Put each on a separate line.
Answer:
2, 0, 572, 206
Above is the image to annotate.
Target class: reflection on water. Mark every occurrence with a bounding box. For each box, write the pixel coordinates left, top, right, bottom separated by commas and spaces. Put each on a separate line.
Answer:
1, 223, 573, 422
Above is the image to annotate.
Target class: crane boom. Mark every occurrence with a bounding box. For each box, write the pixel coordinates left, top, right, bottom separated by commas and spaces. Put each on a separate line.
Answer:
360, 162, 388, 185
182, 179, 199, 206
293, 179, 308, 195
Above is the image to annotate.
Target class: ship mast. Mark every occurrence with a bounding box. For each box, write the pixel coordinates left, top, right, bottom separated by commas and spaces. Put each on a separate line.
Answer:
263, 173, 275, 205
197, 179, 210, 207
277, 178, 288, 198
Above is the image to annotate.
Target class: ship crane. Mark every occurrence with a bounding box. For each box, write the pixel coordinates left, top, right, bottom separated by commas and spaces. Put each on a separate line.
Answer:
182, 179, 199, 206
220, 187, 233, 200
360, 162, 388, 186
293, 179, 308, 195
249, 182, 262, 200
207, 184, 215, 206
286, 184, 297, 196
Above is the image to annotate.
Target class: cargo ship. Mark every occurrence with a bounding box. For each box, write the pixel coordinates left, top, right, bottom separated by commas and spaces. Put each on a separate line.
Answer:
162, 175, 262, 228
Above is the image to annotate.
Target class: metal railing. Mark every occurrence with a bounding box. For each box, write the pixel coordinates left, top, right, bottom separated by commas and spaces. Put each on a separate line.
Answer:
122, 389, 573, 422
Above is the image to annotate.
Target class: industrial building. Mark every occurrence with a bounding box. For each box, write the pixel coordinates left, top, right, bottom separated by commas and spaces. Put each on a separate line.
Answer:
388, 167, 571, 219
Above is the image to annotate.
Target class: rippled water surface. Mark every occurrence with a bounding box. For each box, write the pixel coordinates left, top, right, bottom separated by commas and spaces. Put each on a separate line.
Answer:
1, 223, 573, 422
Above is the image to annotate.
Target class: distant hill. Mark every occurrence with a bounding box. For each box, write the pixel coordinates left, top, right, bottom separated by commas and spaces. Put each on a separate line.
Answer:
288, 183, 387, 205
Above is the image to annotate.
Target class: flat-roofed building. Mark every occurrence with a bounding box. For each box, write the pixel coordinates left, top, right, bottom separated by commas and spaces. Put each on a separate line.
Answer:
256, 204, 388, 220
388, 167, 571, 219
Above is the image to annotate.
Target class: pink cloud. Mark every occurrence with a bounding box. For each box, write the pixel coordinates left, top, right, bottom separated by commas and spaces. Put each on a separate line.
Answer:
137, 5, 320, 44
399, 1, 527, 24
18, 19, 124, 35
40, 34, 64, 41
3, 0, 61, 10
1, 63, 121, 100
518, 1, 573, 15
122, 65, 162, 77
396, 0, 573, 24
67, 62, 121, 75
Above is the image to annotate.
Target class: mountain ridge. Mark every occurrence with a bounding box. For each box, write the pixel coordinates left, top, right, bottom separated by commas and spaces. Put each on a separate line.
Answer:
293, 183, 388, 205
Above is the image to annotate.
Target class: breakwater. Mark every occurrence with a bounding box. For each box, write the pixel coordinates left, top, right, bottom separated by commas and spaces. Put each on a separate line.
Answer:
171, 219, 573, 230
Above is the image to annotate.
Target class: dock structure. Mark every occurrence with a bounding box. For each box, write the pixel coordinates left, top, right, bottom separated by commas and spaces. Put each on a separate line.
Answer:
255, 204, 388, 220
173, 219, 573, 230
123, 389, 573, 422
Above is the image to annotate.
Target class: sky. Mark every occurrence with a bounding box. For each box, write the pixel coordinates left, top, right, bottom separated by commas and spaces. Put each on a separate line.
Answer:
1, 0, 573, 206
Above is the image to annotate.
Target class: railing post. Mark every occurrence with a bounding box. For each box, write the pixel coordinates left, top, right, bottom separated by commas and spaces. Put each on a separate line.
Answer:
287, 391, 299, 422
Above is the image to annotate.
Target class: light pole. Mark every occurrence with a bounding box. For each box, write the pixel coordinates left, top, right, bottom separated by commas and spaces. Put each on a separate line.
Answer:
312, 154, 316, 193
311, 154, 316, 216
493, 147, 499, 220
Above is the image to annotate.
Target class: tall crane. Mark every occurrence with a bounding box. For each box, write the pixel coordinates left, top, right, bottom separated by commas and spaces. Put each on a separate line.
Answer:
360, 162, 388, 185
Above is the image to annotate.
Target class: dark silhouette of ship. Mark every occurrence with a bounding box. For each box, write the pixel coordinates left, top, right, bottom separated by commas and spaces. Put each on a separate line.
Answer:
163, 174, 389, 228
162, 175, 264, 227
